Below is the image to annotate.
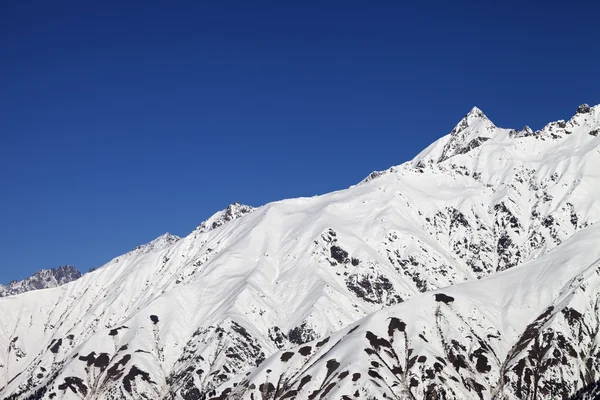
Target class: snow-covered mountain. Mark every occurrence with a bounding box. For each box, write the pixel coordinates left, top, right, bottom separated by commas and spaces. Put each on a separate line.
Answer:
0, 265, 82, 297
214, 224, 600, 399
0, 104, 598, 400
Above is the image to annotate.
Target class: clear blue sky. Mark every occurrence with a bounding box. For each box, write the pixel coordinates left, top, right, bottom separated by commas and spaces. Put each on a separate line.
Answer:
1, 1, 599, 283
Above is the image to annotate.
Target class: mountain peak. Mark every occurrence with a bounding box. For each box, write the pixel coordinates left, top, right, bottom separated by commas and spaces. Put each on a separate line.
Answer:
195, 202, 255, 233
0, 265, 82, 297
426, 106, 497, 163
467, 105, 485, 117
452, 106, 493, 132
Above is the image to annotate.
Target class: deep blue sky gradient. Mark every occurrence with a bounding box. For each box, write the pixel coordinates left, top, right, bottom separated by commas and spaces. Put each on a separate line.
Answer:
1, 1, 599, 282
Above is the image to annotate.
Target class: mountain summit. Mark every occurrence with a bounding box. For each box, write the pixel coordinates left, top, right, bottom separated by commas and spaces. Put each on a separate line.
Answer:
458, 105, 492, 127
1, 104, 599, 400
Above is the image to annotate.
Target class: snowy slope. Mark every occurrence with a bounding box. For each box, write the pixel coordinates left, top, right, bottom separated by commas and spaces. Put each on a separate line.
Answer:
213, 224, 600, 399
0, 104, 598, 400
0, 266, 82, 297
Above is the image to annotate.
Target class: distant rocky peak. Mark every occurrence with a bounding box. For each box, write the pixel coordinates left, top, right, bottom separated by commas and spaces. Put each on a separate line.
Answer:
0, 265, 82, 297
52, 265, 82, 284
196, 202, 255, 233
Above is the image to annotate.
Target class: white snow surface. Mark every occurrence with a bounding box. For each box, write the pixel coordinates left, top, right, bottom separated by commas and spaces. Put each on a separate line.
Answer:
1, 104, 599, 399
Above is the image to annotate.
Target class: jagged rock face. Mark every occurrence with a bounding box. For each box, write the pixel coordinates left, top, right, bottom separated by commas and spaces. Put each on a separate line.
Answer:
0, 104, 599, 399
195, 202, 255, 233
0, 265, 82, 297
572, 381, 600, 400
577, 104, 592, 114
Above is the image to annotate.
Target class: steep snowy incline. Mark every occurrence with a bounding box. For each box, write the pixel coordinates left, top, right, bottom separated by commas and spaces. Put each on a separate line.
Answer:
0, 104, 598, 399
0, 265, 82, 297
214, 223, 600, 399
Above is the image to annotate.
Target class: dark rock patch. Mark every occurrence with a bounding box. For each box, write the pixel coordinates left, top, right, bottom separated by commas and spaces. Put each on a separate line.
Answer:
49, 338, 62, 354
475, 354, 491, 373
78, 352, 97, 367
108, 326, 128, 336
280, 351, 294, 362
106, 354, 131, 380
58, 377, 88, 396
562, 307, 583, 326
435, 293, 454, 304
123, 365, 155, 393
542, 215, 554, 228
448, 351, 468, 372
346, 273, 401, 305
449, 208, 470, 229
281, 390, 298, 399
366, 331, 392, 349
368, 370, 383, 380
268, 326, 287, 349
258, 382, 276, 398
320, 382, 337, 398
387, 317, 406, 338
298, 375, 312, 391
288, 322, 317, 345
183, 388, 202, 400
577, 104, 591, 114
325, 359, 341, 381
331, 246, 349, 264
94, 353, 110, 370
